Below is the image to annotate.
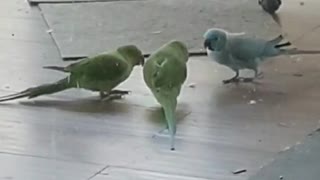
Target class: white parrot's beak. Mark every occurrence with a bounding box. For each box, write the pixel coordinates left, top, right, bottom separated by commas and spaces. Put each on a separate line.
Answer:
203, 40, 210, 49
204, 40, 214, 51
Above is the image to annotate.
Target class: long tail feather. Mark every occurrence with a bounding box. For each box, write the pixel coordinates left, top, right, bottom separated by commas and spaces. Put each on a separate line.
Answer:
162, 99, 177, 151
269, 35, 284, 44
280, 49, 320, 55
0, 78, 70, 102
275, 41, 292, 48
0, 91, 30, 102
43, 66, 68, 72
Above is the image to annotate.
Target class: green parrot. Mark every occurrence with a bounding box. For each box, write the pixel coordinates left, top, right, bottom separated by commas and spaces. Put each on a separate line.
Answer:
0, 45, 144, 102
143, 40, 189, 150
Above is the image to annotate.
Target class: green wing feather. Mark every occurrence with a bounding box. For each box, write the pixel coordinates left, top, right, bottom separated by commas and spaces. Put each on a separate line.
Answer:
152, 57, 187, 89
71, 53, 129, 82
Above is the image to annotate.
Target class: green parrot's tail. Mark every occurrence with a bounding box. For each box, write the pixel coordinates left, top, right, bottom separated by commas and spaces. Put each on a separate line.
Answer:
43, 66, 69, 72
0, 78, 70, 102
163, 100, 177, 151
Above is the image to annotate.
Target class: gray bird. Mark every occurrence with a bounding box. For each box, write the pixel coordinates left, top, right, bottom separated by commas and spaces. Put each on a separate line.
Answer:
259, 0, 282, 14
203, 28, 320, 84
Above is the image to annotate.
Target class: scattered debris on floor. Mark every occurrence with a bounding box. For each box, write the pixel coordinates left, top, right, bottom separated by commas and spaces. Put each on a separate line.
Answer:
280, 146, 291, 152
300, 1, 305, 6
188, 83, 196, 88
293, 73, 303, 77
232, 168, 247, 175
151, 31, 162, 34
249, 88, 257, 93
46, 29, 53, 34
278, 122, 289, 128
248, 100, 257, 105
292, 56, 302, 62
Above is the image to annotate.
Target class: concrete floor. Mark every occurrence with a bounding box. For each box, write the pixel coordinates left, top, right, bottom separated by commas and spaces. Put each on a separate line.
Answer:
0, 0, 320, 180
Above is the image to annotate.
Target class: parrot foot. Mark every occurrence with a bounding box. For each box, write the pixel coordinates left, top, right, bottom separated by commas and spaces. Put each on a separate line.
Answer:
223, 77, 255, 84
101, 94, 124, 101
223, 77, 239, 84
109, 90, 131, 95
100, 90, 130, 101
240, 78, 255, 83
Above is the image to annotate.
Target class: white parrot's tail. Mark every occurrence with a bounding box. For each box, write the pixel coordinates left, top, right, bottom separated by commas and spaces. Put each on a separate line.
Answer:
275, 42, 292, 48
269, 35, 284, 44
280, 49, 320, 55
268, 35, 292, 49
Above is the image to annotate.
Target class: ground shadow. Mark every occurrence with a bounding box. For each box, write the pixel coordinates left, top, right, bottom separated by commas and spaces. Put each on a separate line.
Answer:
15, 96, 132, 114
145, 103, 192, 126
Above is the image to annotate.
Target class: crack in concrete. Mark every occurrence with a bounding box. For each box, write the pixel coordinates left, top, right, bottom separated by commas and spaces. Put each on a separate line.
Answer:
87, 165, 110, 180
29, 0, 145, 6
93, 165, 213, 180
0, 151, 102, 166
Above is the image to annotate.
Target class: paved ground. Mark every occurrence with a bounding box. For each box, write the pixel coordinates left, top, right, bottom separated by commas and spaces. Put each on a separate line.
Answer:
0, 0, 320, 180
38, 0, 280, 58
249, 129, 320, 180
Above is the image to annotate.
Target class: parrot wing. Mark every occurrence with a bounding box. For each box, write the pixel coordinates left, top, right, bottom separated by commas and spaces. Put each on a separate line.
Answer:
152, 57, 187, 89
71, 53, 129, 82
227, 37, 266, 62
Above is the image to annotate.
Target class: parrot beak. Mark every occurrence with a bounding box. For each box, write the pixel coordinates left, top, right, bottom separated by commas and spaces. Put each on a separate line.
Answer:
204, 39, 213, 51
140, 57, 145, 66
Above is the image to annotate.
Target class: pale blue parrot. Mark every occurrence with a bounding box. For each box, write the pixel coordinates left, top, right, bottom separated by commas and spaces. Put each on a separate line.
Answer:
203, 28, 320, 84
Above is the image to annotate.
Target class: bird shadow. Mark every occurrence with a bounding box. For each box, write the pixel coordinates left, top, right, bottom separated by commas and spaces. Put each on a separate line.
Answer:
144, 103, 192, 126
12, 97, 132, 114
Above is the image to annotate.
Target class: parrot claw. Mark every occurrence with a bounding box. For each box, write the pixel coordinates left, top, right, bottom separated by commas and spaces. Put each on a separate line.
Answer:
100, 90, 130, 100
223, 78, 239, 84
223, 77, 257, 84
223, 70, 263, 84
101, 94, 124, 101
223, 79, 232, 84
240, 78, 254, 83
223, 72, 240, 84
109, 89, 131, 95
256, 72, 264, 79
